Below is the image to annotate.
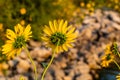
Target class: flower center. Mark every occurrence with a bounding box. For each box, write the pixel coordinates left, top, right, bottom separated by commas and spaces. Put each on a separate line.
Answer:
106, 54, 111, 60
13, 36, 26, 49
50, 32, 67, 46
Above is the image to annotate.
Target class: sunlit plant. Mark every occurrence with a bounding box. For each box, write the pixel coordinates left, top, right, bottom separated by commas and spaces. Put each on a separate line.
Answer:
2, 24, 38, 80
101, 42, 120, 80
41, 19, 77, 80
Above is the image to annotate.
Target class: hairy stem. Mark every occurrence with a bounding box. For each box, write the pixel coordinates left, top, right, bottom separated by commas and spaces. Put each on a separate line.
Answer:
41, 51, 56, 80
24, 46, 38, 80
113, 60, 120, 70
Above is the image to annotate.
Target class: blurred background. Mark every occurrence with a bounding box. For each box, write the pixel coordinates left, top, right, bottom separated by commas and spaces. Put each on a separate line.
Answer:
0, 0, 120, 80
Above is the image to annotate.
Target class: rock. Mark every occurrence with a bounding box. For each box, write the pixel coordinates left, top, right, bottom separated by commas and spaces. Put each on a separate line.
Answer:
8, 75, 28, 80
53, 66, 65, 80
44, 73, 53, 80
76, 74, 92, 80
29, 40, 41, 47
75, 61, 90, 74
105, 11, 120, 23
8, 60, 14, 67
17, 59, 30, 73
19, 51, 27, 59
0, 77, 5, 80
68, 48, 78, 60
83, 18, 96, 24
30, 47, 51, 62
111, 22, 120, 30
63, 76, 72, 80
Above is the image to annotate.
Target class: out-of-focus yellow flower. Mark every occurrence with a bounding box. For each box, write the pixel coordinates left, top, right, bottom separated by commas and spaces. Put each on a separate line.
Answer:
105, 44, 112, 54
108, 3, 112, 7
91, 2, 95, 6
86, 3, 91, 8
42, 20, 77, 53
101, 44, 115, 67
1, 62, 8, 70
19, 76, 27, 80
2, 24, 32, 59
89, 12, 94, 16
0, 62, 8, 76
0, 23, 3, 31
116, 74, 120, 80
114, 0, 119, 3
101, 54, 114, 67
0, 62, 8, 70
20, 8, 26, 15
114, 5, 119, 10
80, 2, 85, 7
20, 20, 25, 26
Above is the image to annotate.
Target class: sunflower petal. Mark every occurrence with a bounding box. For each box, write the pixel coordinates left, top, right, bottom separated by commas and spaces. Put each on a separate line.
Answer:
58, 20, 64, 32
62, 21, 68, 33
6, 29, 16, 40
49, 21, 55, 33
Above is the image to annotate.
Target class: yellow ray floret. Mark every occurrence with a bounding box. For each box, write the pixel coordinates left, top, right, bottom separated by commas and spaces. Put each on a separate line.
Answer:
101, 53, 114, 67
42, 20, 77, 53
2, 24, 32, 59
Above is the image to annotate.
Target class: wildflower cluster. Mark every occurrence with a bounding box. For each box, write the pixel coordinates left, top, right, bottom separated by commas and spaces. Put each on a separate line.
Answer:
0, 19, 77, 80
101, 42, 120, 80
42, 20, 77, 53
107, 0, 120, 11
2, 24, 32, 59
80, 1, 95, 15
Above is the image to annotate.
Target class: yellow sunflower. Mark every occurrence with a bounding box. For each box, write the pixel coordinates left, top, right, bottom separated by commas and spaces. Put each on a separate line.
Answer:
101, 53, 114, 67
2, 24, 32, 59
104, 44, 112, 54
116, 74, 120, 80
42, 20, 77, 53
20, 8, 27, 15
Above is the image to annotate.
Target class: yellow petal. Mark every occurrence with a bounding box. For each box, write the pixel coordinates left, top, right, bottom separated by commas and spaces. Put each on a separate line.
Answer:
66, 27, 75, 35
49, 21, 55, 33
6, 40, 14, 44
7, 49, 16, 59
58, 20, 64, 32
62, 44, 68, 51
62, 21, 68, 33
2, 44, 13, 54
16, 48, 22, 56
53, 20, 57, 32
15, 24, 24, 35
6, 29, 16, 40
66, 43, 73, 48
24, 24, 31, 35
67, 33, 77, 40
23, 24, 32, 40
59, 46, 63, 52
41, 36, 49, 41
66, 40, 75, 43
43, 26, 52, 36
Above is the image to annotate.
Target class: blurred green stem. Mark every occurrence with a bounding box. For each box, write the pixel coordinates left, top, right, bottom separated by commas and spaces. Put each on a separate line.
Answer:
113, 60, 120, 70
117, 51, 120, 58
24, 46, 38, 80
41, 51, 56, 80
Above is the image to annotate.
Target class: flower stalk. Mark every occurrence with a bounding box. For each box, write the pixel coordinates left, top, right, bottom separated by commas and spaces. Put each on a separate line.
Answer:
41, 50, 56, 80
113, 60, 120, 70
24, 46, 38, 80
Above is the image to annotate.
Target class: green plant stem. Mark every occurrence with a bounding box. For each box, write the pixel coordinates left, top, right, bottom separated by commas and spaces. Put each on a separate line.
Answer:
113, 60, 120, 70
24, 46, 37, 80
41, 51, 56, 80
117, 51, 120, 58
